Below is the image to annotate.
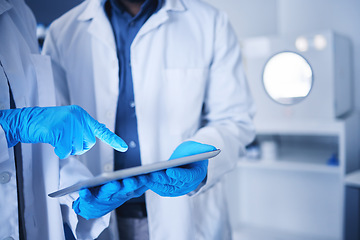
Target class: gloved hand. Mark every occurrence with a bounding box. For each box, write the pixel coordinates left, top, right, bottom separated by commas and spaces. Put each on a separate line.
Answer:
73, 176, 149, 220
0, 105, 128, 159
145, 141, 216, 197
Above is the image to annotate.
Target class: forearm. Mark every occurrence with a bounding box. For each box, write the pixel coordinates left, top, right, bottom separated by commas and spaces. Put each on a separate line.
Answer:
0, 105, 127, 159
0, 108, 28, 147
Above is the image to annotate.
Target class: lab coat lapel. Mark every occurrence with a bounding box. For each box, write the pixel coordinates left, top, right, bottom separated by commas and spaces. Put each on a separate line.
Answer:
0, 25, 32, 109
86, 0, 118, 121
133, 10, 169, 44
86, 1, 116, 51
133, 0, 186, 45
0, 0, 12, 15
86, 0, 119, 144
131, 0, 186, 101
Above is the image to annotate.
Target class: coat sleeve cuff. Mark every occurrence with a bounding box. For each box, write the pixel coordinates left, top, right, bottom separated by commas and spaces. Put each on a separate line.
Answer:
0, 126, 9, 163
59, 157, 110, 239
60, 199, 110, 240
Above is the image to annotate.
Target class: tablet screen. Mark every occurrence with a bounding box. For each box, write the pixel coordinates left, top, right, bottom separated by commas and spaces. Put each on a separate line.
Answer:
49, 149, 221, 198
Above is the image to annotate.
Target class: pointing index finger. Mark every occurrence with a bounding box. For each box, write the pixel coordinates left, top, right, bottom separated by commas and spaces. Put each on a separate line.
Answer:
87, 115, 128, 152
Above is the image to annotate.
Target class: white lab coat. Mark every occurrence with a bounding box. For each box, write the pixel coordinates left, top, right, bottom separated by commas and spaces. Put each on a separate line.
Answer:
0, 0, 108, 239
0, 0, 63, 239
43, 0, 256, 239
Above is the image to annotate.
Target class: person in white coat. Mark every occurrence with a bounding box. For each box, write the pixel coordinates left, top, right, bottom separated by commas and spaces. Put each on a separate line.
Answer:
0, 0, 136, 239
43, 0, 256, 239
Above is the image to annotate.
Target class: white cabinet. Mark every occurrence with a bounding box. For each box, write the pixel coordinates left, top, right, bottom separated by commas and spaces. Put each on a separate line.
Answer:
227, 31, 360, 240
227, 116, 358, 240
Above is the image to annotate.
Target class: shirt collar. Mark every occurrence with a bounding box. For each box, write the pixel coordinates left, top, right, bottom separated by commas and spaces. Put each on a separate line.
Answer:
78, 0, 185, 21
109, 0, 159, 20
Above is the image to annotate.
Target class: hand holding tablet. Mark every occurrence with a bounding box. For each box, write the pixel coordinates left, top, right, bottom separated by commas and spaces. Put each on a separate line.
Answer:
145, 141, 216, 197
73, 176, 149, 220
49, 141, 220, 198
56, 141, 220, 220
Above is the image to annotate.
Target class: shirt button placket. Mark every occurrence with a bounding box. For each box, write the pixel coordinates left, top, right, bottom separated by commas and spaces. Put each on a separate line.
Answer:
130, 101, 135, 108
129, 141, 137, 148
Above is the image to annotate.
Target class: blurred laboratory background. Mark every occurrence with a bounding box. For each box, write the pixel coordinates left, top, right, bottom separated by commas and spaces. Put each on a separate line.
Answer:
26, 0, 360, 239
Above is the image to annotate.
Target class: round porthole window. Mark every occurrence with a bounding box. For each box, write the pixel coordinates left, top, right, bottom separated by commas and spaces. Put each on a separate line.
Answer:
263, 52, 313, 105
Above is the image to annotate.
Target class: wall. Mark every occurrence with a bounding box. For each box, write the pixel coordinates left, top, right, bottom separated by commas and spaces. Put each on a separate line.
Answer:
205, 0, 360, 112
204, 0, 278, 40
278, 0, 360, 112
25, 0, 83, 26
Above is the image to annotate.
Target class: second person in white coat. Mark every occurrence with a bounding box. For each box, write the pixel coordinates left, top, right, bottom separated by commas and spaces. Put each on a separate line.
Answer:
43, 0, 256, 239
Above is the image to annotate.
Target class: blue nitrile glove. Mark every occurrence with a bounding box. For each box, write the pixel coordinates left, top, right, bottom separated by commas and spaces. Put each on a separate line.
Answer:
0, 105, 128, 159
145, 141, 216, 197
73, 176, 149, 220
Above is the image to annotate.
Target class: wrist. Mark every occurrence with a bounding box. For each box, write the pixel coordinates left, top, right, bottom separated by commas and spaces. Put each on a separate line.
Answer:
0, 109, 22, 147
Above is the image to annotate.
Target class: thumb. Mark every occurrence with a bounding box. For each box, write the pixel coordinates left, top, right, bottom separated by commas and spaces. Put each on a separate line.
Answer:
79, 188, 94, 202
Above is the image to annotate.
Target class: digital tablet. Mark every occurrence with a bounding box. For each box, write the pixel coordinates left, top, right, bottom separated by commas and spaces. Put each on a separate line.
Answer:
48, 149, 221, 198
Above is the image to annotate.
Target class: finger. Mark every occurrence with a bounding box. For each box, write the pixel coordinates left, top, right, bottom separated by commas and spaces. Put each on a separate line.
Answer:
131, 185, 149, 198
152, 171, 184, 186
86, 114, 128, 152
82, 116, 96, 152
147, 171, 172, 185
54, 129, 72, 159
137, 175, 150, 185
122, 177, 143, 192
148, 182, 178, 196
125, 176, 152, 192
170, 141, 216, 160
71, 117, 85, 155
167, 166, 206, 183
72, 198, 82, 214
97, 181, 121, 200
79, 188, 94, 202
166, 160, 208, 183
166, 168, 194, 182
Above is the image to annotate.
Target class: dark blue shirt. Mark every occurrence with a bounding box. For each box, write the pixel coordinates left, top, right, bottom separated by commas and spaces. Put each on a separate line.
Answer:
106, 0, 163, 173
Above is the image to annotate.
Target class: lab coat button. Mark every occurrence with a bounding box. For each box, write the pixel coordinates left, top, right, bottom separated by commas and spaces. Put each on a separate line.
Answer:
130, 101, 135, 108
129, 141, 136, 148
106, 111, 114, 119
0, 171, 11, 184
103, 163, 112, 172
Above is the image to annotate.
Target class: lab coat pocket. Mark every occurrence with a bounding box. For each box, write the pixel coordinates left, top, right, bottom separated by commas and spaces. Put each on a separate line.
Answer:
163, 68, 208, 137
30, 54, 56, 107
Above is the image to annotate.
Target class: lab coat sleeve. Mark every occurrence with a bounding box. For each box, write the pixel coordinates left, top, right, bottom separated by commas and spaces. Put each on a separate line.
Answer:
58, 156, 110, 240
0, 126, 9, 163
42, 31, 110, 239
189, 11, 256, 194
